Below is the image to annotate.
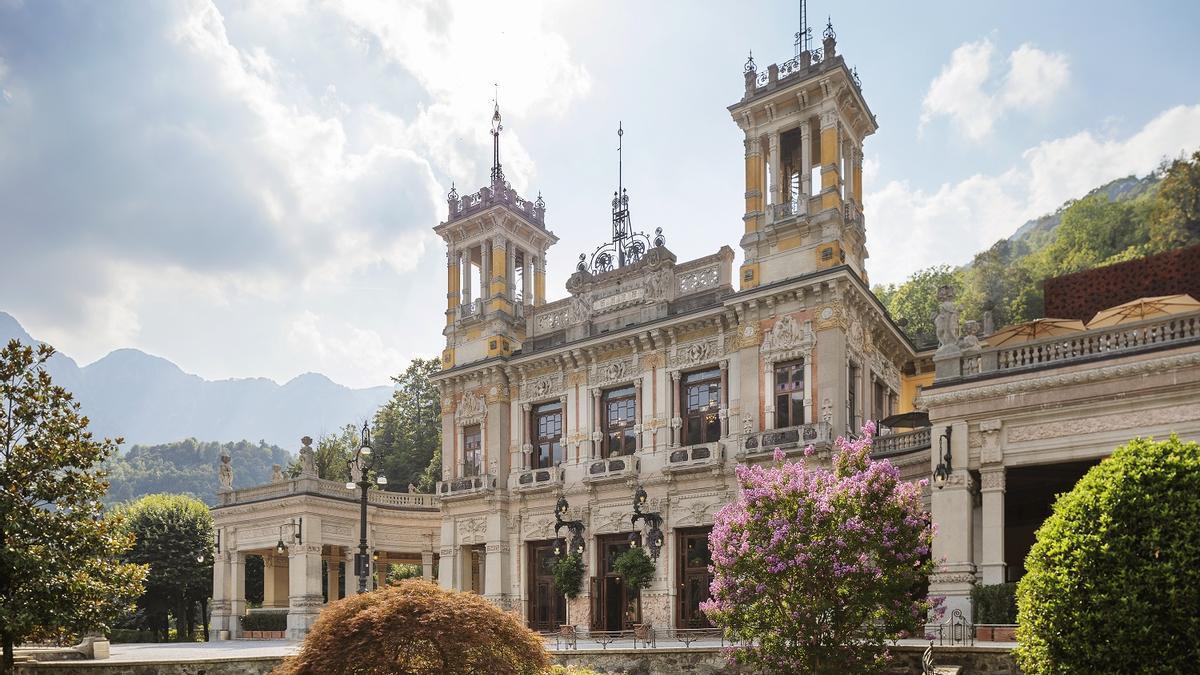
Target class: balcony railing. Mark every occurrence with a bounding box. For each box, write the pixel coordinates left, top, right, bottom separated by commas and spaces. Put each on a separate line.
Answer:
437, 474, 496, 499
582, 456, 639, 484
743, 422, 831, 456
870, 428, 932, 458
447, 182, 545, 226
513, 466, 564, 493
941, 312, 1200, 382
457, 298, 483, 322
218, 477, 438, 510
769, 199, 806, 223
664, 442, 724, 474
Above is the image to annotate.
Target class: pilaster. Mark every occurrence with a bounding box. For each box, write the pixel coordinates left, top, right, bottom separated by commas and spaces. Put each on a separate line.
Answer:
287, 543, 325, 640
930, 421, 976, 621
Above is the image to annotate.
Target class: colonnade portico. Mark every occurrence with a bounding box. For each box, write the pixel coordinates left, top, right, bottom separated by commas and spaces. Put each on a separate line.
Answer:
210, 466, 441, 640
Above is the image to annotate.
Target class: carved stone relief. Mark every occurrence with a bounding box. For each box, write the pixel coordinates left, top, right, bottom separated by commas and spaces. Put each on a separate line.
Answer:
1008, 403, 1200, 443
457, 517, 487, 544
457, 391, 487, 425
671, 338, 718, 369
677, 266, 720, 294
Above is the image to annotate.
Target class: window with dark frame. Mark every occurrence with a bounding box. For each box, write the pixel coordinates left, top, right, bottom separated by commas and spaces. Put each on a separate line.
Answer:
682, 368, 722, 446
773, 360, 805, 429
463, 424, 482, 477
602, 386, 637, 457
532, 401, 563, 469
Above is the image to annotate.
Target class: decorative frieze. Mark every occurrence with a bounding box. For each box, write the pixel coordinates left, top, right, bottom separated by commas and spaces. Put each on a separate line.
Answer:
671, 338, 719, 369
520, 372, 563, 402
677, 265, 720, 294
592, 358, 635, 387
457, 517, 487, 544
1008, 403, 1200, 443
456, 391, 487, 426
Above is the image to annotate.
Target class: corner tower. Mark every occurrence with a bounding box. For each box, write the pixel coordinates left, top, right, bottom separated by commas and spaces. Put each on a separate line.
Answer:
731, 16, 877, 290
435, 102, 558, 369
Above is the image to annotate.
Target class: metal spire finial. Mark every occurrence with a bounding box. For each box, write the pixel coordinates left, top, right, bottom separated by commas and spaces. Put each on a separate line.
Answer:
823, 15, 836, 40
795, 0, 812, 55
490, 84, 504, 186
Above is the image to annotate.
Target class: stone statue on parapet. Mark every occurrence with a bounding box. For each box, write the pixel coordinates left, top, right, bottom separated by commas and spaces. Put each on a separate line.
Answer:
408, 483, 420, 494
271, 464, 284, 482
218, 453, 234, 491
933, 284, 961, 354
959, 320, 982, 352
298, 436, 317, 477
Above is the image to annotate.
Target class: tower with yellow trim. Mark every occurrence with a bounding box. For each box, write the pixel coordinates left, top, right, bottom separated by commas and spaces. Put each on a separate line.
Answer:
434, 102, 558, 369
731, 18, 876, 290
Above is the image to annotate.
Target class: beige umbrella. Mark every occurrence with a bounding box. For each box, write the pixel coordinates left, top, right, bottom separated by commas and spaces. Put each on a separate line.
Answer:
986, 318, 1086, 346
1086, 294, 1200, 328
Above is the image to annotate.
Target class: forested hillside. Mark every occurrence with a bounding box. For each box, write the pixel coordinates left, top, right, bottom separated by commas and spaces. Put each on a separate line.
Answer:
104, 439, 293, 505
875, 151, 1200, 344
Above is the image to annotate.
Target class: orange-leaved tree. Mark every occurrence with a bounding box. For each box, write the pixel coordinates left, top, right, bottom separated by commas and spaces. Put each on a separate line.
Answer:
273, 579, 549, 675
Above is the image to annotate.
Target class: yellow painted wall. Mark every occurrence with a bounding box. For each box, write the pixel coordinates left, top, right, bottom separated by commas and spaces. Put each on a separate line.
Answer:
441, 348, 455, 369
900, 371, 935, 412
740, 262, 761, 290
486, 335, 513, 358
819, 127, 839, 165
446, 262, 460, 309
490, 245, 507, 298
853, 164, 863, 204
534, 270, 546, 305
815, 241, 843, 270
820, 189, 842, 212
744, 154, 762, 232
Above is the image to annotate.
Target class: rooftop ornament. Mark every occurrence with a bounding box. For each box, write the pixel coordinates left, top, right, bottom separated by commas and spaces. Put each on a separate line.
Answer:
577, 123, 666, 275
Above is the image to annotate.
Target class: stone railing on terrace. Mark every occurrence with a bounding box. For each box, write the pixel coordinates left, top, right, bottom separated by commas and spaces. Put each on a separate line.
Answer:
941, 312, 1200, 382
740, 422, 832, 459
767, 199, 806, 224
218, 476, 438, 511
447, 181, 545, 227
870, 428, 932, 459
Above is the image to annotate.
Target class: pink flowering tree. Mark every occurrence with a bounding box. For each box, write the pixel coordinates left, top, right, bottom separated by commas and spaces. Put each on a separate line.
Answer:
702, 423, 937, 674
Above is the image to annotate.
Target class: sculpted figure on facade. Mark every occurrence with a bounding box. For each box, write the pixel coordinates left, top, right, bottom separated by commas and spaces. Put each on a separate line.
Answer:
644, 267, 672, 302
567, 294, 592, 325
933, 284, 961, 351
271, 464, 284, 482
218, 453, 234, 491
298, 436, 317, 477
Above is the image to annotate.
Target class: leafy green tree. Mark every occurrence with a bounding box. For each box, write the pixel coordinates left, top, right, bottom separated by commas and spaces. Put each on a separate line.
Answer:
113, 494, 214, 642
1015, 435, 1200, 674
0, 340, 147, 668
1148, 150, 1200, 250
104, 439, 292, 506
288, 424, 356, 482
872, 265, 960, 344
386, 563, 422, 585
374, 359, 442, 492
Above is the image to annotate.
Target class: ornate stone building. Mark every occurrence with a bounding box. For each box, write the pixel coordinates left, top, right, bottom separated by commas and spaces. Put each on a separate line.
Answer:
431, 23, 916, 631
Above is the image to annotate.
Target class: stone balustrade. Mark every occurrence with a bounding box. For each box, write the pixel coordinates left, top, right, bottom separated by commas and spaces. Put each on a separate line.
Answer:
663, 442, 725, 475
938, 312, 1200, 383
871, 427, 932, 458
218, 476, 437, 510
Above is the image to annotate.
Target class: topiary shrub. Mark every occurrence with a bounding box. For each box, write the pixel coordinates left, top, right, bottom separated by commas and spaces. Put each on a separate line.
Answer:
272, 579, 548, 675
241, 611, 288, 632
613, 547, 655, 591
1015, 435, 1200, 674
552, 554, 585, 599
972, 583, 1017, 624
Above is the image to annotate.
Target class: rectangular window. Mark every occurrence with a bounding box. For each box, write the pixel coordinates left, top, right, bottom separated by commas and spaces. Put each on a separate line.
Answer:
773, 360, 805, 429
463, 424, 482, 477
603, 386, 637, 457
532, 401, 563, 469
682, 368, 722, 446
848, 364, 859, 433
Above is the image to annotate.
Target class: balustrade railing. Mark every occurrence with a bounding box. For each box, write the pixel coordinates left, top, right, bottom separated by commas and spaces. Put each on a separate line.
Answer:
770, 200, 806, 222
994, 314, 1198, 371
222, 477, 437, 510
447, 182, 545, 226
871, 428, 932, 458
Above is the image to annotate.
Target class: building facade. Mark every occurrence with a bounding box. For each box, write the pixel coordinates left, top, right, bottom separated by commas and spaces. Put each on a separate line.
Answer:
430, 24, 918, 631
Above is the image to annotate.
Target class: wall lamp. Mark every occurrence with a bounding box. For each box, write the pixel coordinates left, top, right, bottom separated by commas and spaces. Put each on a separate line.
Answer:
932, 426, 954, 490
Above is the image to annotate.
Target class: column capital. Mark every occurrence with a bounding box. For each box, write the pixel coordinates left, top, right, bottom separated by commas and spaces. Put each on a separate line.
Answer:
980, 467, 1006, 492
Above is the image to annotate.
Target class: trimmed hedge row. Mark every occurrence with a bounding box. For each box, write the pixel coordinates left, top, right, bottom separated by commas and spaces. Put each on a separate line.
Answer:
241, 611, 288, 632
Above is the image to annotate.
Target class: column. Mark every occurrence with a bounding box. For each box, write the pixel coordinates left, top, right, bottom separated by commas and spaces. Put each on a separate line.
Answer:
803, 357, 814, 425
767, 132, 781, 208
490, 237, 508, 307
287, 543, 325, 640
743, 135, 764, 231
326, 556, 340, 603
929, 421, 976, 622
522, 251, 533, 305
592, 389, 602, 458
210, 550, 232, 639
763, 360, 776, 431
718, 360, 729, 437
482, 241, 492, 301
634, 379, 643, 451
799, 120, 812, 199
229, 552, 246, 637
670, 371, 682, 447
438, 519, 456, 590
446, 249, 460, 325
852, 144, 864, 205
422, 551, 435, 581
534, 256, 546, 305
980, 468, 1007, 586
460, 250, 472, 306
506, 241, 516, 302
841, 138, 853, 202
522, 402, 532, 470
483, 512, 510, 606
819, 111, 842, 212
263, 554, 276, 608
344, 548, 360, 596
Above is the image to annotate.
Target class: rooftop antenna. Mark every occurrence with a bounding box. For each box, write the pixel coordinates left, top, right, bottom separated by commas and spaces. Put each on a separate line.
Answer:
795, 0, 812, 55
490, 83, 503, 186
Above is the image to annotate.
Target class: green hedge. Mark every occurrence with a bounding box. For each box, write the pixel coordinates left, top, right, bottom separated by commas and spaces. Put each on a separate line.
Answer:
972, 583, 1017, 624
241, 611, 288, 632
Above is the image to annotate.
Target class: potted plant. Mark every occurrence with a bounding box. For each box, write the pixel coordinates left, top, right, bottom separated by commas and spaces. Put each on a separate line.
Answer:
613, 547, 655, 591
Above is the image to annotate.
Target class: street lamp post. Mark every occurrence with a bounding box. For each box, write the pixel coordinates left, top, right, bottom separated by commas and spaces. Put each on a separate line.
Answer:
347, 421, 386, 593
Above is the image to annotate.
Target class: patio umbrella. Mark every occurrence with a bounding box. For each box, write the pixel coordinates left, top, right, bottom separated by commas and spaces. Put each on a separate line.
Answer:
986, 318, 1086, 346
1086, 294, 1200, 328
879, 411, 929, 430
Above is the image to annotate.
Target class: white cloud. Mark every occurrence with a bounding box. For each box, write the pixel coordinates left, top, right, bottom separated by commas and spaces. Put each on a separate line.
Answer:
867, 104, 1200, 287
920, 39, 1070, 141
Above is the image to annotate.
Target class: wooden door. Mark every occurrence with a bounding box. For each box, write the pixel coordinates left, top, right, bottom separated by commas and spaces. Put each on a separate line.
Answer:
526, 541, 566, 631
597, 534, 641, 630
676, 527, 714, 628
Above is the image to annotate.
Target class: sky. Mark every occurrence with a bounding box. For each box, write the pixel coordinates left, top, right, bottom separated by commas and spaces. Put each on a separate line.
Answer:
2, 0, 1199, 388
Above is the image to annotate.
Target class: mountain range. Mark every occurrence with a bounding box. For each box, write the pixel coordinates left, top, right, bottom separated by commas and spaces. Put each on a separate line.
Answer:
0, 311, 393, 449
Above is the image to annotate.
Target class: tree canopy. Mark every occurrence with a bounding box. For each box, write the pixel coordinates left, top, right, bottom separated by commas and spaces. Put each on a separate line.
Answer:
1015, 435, 1200, 674
113, 494, 214, 642
104, 438, 292, 505
876, 152, 1200, 340
702, 423, 936, 674
0, 340, 147, 668
373, 358, 442, 492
